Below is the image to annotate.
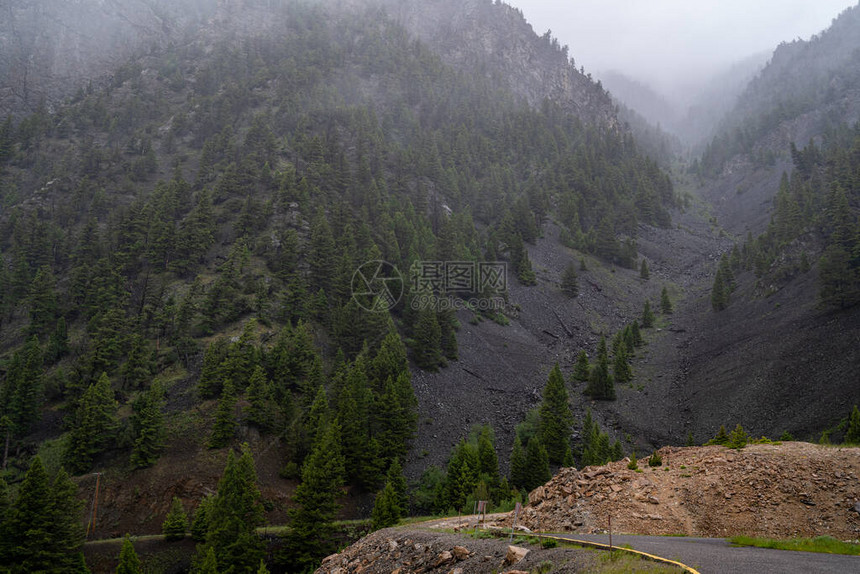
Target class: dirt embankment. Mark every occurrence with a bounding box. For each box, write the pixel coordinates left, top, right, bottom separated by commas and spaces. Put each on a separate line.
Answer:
314, 527, 643, 574
510, 442, 860, 540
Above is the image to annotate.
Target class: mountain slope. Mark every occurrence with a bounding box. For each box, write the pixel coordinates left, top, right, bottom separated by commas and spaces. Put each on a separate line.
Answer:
0, 0, 681, 545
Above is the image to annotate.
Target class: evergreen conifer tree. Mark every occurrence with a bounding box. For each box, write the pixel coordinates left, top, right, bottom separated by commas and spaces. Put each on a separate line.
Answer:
524, 436, 551, 491
203, 445, 265, 573
130, 381, 165, 468
162, 497, 188, 541
641, 300, 655, 328
371, 480, 401, 530
711, 268, 729, 311
476, 425, 500, 482
613, 343, 632, 385
538, 364, 574, 464
561, 262, 579, 297
245, 365, 273, 430
196, 546, 219, 574
640, 259, 650, 280
3, 457, 83, 573
284, 422, 345, 571
384, 458, 409, 514
116, 536, 142, 574
209, 381, 238, 449
572, 350, 590, 383
64, 372, 118, 474
660, 286, 673, 314
585, 337, 615, 400
412, 308, 442, 371
509, 435, 528, 491
846, 405, 860, 444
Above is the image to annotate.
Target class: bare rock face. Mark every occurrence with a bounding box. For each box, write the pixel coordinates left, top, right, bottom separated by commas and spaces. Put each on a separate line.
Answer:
505, 443, 860, 540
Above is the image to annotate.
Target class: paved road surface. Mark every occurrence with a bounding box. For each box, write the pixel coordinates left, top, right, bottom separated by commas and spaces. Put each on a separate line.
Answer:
552, 533, 860, 574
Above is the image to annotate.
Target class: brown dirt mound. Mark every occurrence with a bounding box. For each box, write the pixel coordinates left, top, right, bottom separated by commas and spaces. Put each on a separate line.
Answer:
510, 442, 860, 540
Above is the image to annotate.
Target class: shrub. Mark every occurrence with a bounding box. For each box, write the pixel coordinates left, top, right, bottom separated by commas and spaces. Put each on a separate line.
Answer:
727, 424, 749, 449
627, 451, 638, 470
648, 451, 662, 467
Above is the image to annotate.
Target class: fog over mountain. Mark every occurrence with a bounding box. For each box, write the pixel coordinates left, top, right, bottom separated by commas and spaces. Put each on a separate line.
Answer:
507, 0, 858, 138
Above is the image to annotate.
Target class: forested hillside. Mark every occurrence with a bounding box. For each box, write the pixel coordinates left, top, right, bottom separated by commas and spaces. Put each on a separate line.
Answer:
0, 1, 679, 571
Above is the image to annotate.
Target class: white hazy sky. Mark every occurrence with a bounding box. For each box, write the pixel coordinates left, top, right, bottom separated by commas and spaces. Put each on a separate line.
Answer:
505, 0, 858, 93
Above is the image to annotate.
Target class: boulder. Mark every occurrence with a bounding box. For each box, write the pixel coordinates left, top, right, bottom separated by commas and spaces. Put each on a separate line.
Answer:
452, 546, 471, 560
504, 545, 529, 565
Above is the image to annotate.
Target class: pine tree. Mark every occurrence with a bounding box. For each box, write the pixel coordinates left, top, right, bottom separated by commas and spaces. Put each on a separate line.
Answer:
523, 436, 551, 491
371, 480, 401, 530
630, 320, 643, 347
613, 343, 632, 385
640, 259, 650, 280
572, 350, 590, 383
245, 365, 273, 431
162, 497, 189, 541
64, 372, 118, 474
585, 337, 615, 400
476, 425, 499, 482
209, 381, 238, 449
538, 364, 574, 464
509, 435, 528, 491
384, 458, 409, 514
660, 286, 673, 314
284, 422, 345, 571
3, 456, 83, 573
442, 439, 479, 511
130, 381, 165, 468
561, 262, 579, 297
412, 307, 442, 371
707, 425, 729, 446
47, 467, 86, 571
195, 546, 219, 574
191, 495, 213, 543
711, 268, 729, 311
27, 266, 58, 337
203, 445, 265, 573
641, 300, 655, 328
115, 536, 142, 574
846, 405, 860, 444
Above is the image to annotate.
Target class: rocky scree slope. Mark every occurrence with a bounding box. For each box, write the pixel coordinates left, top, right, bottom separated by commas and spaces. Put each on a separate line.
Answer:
510, 443, 860, 540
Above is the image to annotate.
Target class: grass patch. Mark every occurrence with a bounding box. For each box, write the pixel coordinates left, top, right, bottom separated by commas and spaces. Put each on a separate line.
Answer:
729, 535, 860, 556
593, 550, 684, 573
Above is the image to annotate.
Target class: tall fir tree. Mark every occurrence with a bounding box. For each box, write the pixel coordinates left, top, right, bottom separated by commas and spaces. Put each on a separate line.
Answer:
585, 337, 615, 400
538, 364, 574, 465
508, 435, 528, 491
209, 381, 238, 449
412, 307, 442, 371
130, 381, 166, 468
660, 286, 673, 314
640, 259, 650, 280
64, 372, 118, 474
523, 436, 551, 491
613, 343, 632, 385
711, 268, 729, 311
561, 262, 579, 297
371, 480, 401, 531
284, 422, 345, 572
203, 445, 265, 574
162, 497, 189, 541
641, 300, 655, 328
845, 405, 860, 444
115, 536, 142, 574
572, 350, 590, 383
